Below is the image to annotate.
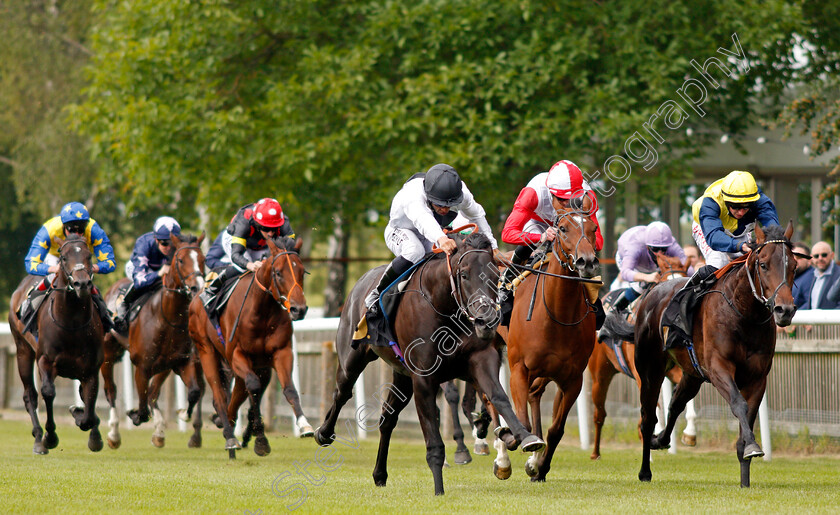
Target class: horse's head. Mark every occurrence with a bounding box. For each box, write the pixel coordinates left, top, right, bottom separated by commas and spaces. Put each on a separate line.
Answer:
655, 253, 688, 282
550, 193, 600, 278
748, 222, 797, 326
168, 232, 206, 297
266, 236, 308, 321
53, 234, 94, 299
450, 232, 499, 340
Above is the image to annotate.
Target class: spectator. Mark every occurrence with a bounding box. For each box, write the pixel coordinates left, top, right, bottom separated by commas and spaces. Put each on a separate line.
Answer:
683, 245, 705, 269
803, 241, 840, 310
791, 241, 813, 308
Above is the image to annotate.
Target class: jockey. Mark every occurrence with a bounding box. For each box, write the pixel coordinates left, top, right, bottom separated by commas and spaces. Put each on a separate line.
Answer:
687, 170, 780, 287
363, 163, 498, 314
112, 216, 181, 334
19, 201, 116, 331
204, 232, 229, 271
498, 160, 604, 319
609, 221, 689, 315
201, 198, 295, 305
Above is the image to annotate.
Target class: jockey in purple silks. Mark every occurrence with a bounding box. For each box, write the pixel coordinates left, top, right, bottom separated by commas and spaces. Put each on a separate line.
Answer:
609, 221, 691, 314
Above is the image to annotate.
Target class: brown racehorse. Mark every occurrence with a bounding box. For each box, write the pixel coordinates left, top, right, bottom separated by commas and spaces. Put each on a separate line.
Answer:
314, 231, 544, 495
8, 235, 105, 454
589, 252, 692, 460
101, 233, 207, 449
629, 223, 796, 487
188, 236, 310, 459
501, 197, 600, 482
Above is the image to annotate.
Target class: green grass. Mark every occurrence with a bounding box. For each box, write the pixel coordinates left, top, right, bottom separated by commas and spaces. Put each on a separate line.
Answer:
1, 417, 839, 514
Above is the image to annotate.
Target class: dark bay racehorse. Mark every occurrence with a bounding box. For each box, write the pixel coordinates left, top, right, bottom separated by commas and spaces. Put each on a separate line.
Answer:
589, 252, 695, 460
8, 235, 105, 453
629, 223, 796, 487
102, 233, 206, 449
189, 236, 310, 458
501, 199, 601, 482
315, 231, 544, 495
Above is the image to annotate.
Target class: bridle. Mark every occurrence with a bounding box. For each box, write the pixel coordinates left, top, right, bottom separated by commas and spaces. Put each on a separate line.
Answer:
163, 244, 204, 298
48, 239, 95, 331
745, 240, 792, 311
253, 250, 304, 311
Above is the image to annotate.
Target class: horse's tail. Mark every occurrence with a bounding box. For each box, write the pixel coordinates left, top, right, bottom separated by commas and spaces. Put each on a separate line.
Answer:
598, 311, 635, 343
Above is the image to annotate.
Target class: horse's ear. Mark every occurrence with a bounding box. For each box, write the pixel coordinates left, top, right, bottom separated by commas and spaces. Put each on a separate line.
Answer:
53, 235, 65, 247
170, 233, 182, 246
266, 236, 279, 253
755, 224, 766, 244
294, 237, 303, 252
784, 220, 794, 240
197, 231, 206, 245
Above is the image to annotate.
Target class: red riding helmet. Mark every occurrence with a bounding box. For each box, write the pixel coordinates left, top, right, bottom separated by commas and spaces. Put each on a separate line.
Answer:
253, 198, 285, 228
545, 160, 585, 199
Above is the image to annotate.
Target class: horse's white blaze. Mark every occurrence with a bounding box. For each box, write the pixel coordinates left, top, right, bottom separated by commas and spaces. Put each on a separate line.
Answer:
493, 437, 510, 468
107, 407, 120, 442
152, 407, 166, 438
189, 250, 205, 289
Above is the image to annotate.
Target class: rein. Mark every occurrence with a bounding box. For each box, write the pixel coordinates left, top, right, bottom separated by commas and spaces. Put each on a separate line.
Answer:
252, 250, 303, 311
47, 239, 95, 331
162, 245, 203, 297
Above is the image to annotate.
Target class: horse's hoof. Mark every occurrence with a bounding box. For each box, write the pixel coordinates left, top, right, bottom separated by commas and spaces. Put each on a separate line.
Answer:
299, 426, 315, 438
33, 441, 48, 455
521, 435, 545, 453
743, 443, 764, 459
229, 449, 237, 460
474, 441, 489, 455
454, 450, 471, 465
314, 427, 334, 446
210, 414, 223, 429
107, 438, 121, 450
89, 434, 104, 452
442, 458, 451, 468
152, 436, 165, 448
681, 433, 696, 447
524, 459, 538, 478
44, 432, 59, 449
128, 409, 145, 427
590, 453, 601, 461
254, 436, 271, 457
177, 408, 190, 422
188, 435, 202, 449
225, 437, 242, 450
639, 470, 652, 482
493, 462, 511, 480
530, 476, 546, 483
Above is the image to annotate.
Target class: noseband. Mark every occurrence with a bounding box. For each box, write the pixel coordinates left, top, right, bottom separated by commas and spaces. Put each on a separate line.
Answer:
54, 239, 93, 293
450, 248, 495, 323
746, 239, 791, 311
164, 245, 203, 298
551, 211, 593, 273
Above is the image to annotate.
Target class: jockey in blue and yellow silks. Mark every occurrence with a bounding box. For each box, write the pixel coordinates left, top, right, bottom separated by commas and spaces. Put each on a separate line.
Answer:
19, 201, 116, 331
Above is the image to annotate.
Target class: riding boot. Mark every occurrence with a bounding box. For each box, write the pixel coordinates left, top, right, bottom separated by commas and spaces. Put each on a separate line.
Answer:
498, 245, 532, 327
683, 264, 719, 293
92, 288, 114, 332
364, 256, 414, 313
608, 289, 635, 315
202, 266, 238, 305
20, 278, 50, 332
113, 284, 141, 334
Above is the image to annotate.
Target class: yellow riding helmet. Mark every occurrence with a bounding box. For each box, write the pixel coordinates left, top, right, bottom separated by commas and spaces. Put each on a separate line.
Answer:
721, 171, 760, 203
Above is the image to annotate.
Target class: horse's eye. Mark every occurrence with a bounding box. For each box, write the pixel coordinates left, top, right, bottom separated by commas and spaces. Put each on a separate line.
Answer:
759, 261, 768, 271
559, 226, 567, 233
460, 271, 469, 280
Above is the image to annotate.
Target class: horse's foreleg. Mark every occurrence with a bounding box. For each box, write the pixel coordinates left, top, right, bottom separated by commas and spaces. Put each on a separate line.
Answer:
271, 347, 312, 437
590, 366, 616, 460
78, 373, 103, 452
177, 358, 204, 448
682, 399, 697, 446
100, 353, 121, 449
372, 372, 414, 487
654, 374, 703, 449
195, 342, 240, 455
412, 377, 447, 495
636, 355, 666, 482
507, 361, 531, 444
442, 381, 470, 465
37, 356, 60, 451
16, 342, 45, 454
531, 376, 581, 482
736, 377, 768, 488
146, 370, 170, 447
315, 344, 373, 446
707, 358, 764, 465
469, 350, 543, 454
128, 365, 152, 426
245, 368, 272, 457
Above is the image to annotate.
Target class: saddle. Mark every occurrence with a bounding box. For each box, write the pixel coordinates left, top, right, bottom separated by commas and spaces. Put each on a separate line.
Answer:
352, 255, 432, 350
203, 274, 243, 327
113, 283, 159, 325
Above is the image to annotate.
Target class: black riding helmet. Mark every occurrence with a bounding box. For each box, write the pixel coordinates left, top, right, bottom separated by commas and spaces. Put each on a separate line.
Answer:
424, 164, 464, 207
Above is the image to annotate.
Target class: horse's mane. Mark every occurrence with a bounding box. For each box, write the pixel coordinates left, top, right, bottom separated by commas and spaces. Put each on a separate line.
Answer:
430, 232, 492, 260
271, 235, 298, 252
65, 233, 84, 243
177, 233, 198, 244
747, 224, 790, 252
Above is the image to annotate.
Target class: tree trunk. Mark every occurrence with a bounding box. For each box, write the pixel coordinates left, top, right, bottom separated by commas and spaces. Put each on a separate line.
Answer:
323, 213, 349, 317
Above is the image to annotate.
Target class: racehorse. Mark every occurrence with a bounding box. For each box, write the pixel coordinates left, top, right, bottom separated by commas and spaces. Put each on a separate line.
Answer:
589, 252, 696, 460
188, 236, 311, 458
440, 380, 492, 463
102, 233, 206, 449
501, 198, 601, 482
628, 223, 796, 487
8, 234, 105, 454
314, 230, 544, 495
